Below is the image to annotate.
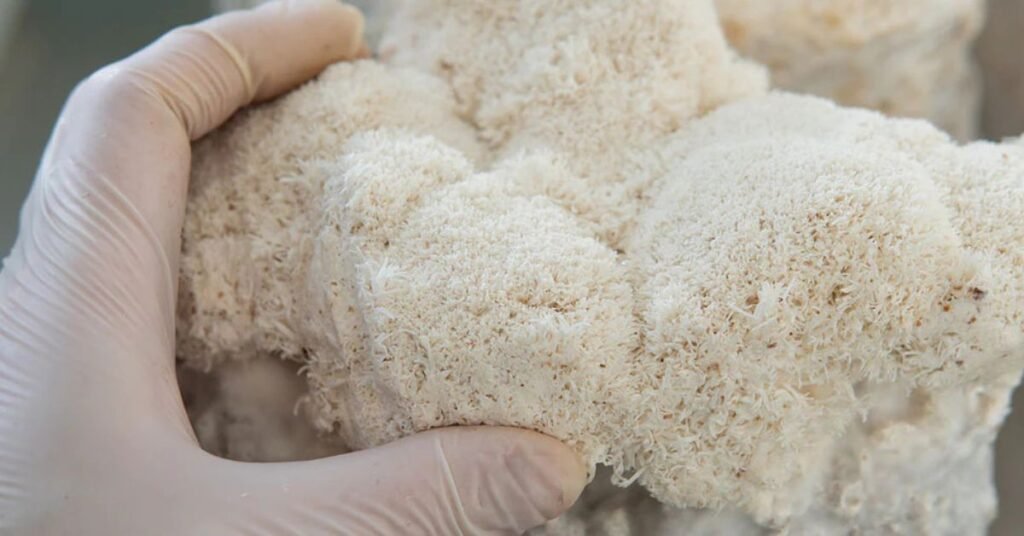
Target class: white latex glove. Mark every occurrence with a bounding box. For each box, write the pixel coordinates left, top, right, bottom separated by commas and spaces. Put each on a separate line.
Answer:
0, 1, 586, 534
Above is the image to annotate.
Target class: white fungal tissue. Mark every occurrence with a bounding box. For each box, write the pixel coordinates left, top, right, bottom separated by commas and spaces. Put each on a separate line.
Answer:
184, 0, 1024, 532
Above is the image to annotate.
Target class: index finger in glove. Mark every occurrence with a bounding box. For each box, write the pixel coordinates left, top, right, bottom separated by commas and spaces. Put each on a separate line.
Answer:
46, 0, 366, 258
123, 0, 367, 138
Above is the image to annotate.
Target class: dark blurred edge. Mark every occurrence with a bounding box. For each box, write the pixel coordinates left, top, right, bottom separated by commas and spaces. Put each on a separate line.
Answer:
0, 0, 211, 252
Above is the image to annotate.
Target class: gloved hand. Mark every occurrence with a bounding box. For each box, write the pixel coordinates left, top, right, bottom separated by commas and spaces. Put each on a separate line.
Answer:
0, 1, 586, 534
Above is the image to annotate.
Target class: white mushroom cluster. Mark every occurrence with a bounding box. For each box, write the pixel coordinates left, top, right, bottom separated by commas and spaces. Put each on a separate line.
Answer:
185, 0, 1024, 531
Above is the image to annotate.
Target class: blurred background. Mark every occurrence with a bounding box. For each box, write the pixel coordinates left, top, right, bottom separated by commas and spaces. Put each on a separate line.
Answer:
0, 0, 1021, 533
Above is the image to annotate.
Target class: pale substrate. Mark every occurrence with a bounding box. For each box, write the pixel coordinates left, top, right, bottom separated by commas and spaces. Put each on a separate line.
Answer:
716, 0, 985, 140
183, 0, 1024, 533
179, 356, 345, 462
